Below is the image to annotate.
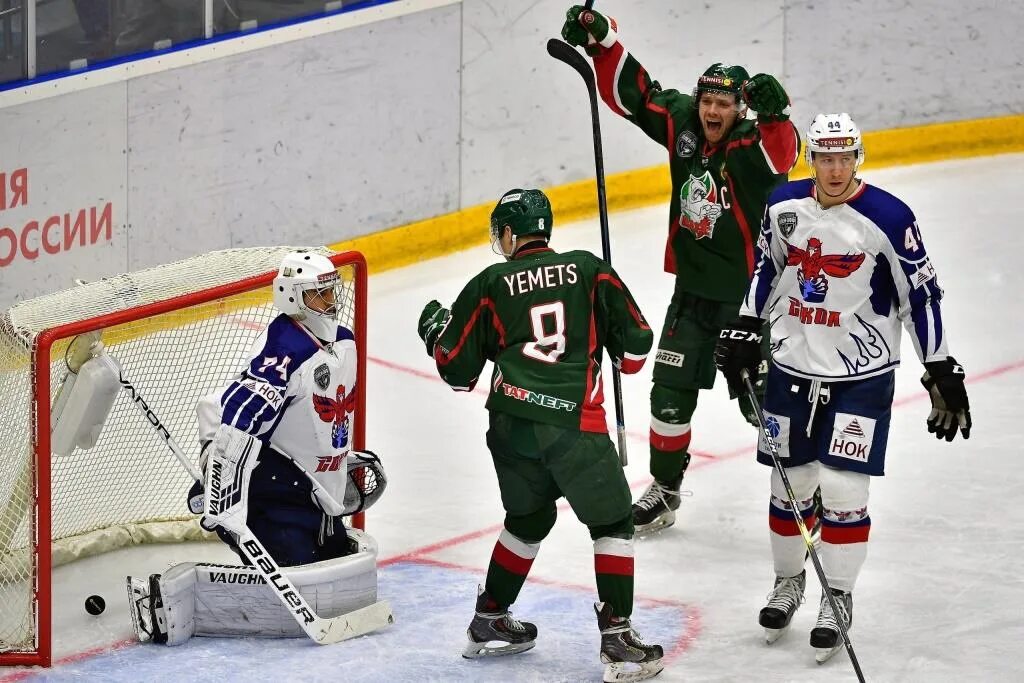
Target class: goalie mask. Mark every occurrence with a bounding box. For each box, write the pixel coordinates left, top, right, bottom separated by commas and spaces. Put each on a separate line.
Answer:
273, 252, 343, 342
489, 188, 553, 260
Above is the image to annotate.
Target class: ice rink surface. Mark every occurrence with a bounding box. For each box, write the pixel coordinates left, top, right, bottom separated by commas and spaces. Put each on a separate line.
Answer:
3, 154, 1023, 682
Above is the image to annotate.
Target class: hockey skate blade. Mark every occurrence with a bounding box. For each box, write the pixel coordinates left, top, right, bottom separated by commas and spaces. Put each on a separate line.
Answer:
634, 510, 676, 535
764, 626, 788, 644
815, 644, 842, 664
603, 658, 665, 682
314, 600, 394, 644
462, 637, 536, 659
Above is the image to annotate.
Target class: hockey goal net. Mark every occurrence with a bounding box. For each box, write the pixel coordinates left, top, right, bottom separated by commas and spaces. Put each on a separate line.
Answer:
0, 247, 367, 666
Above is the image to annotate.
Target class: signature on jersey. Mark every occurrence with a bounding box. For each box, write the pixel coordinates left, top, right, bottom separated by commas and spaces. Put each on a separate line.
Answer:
837, 315, 891, 375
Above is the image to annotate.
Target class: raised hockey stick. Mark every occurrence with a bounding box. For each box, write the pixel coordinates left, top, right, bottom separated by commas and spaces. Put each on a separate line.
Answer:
741, 370, 866, 682
547, 36, 628, 466
116, 366, 394, 645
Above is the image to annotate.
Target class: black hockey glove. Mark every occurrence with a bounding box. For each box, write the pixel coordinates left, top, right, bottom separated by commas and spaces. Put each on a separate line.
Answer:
742, 73, 790, 120
921, 357, 971, 441
714, 315, 765, 394
417, 299, 451, 357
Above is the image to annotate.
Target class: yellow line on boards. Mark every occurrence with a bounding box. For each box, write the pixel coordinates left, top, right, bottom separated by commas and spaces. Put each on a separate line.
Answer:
330, 113, 1024, 275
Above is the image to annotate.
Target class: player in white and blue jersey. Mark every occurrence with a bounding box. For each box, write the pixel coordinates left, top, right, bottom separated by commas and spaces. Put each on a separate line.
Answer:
714, 114, 972, 662
127, 251, 389, 646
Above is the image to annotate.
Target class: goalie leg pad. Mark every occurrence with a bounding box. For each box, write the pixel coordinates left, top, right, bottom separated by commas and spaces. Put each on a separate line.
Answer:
126, 574, 169, 644
154, 529, 380, 644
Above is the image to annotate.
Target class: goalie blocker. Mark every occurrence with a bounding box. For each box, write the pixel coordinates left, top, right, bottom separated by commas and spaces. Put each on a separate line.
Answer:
128, 529, 381, 644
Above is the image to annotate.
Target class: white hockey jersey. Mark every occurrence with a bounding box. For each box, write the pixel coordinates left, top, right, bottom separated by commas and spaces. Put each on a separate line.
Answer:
741, 179, 949, 381
197, 314, 357, 514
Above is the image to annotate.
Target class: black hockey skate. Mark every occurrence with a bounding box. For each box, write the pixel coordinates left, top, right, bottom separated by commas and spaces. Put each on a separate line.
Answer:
462, 586, 537, 659
631, 474, 684, 533
595, 602, 664, 683
126, 574, 167, 644
759, 570, 806, 643
810, 589, 853, 663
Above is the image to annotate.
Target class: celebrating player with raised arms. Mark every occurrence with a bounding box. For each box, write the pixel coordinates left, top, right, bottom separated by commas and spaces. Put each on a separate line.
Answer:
561, 5, 801, 533
418, 189, 663, 682
715, 114, 972, 663
127, 251, 388, 645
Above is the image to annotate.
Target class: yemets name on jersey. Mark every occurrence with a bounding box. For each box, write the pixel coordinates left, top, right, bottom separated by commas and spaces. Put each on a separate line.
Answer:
742, 179, 948, 381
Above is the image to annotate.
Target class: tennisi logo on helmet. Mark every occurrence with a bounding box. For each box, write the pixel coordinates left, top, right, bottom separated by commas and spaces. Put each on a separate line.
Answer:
816, 136, 857, 149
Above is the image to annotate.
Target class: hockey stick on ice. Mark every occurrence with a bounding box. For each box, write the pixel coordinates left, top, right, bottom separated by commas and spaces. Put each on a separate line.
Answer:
741, 370, 866, 682
116, 366, 394, 645
547, 35, 628, 466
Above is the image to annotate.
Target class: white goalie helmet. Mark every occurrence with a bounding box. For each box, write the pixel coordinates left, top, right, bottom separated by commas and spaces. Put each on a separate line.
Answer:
272, 251, 343, 342
805, 112, 864, 169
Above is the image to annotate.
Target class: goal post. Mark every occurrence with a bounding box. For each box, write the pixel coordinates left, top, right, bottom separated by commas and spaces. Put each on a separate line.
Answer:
0, 247, 367, 666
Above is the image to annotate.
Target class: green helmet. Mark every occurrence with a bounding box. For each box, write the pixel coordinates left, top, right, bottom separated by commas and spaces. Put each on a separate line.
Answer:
693, 63, 750, 101
489, 188, 553, 242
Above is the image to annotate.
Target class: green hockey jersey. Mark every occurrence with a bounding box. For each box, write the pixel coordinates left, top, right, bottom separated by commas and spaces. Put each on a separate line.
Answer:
432, 245, 653, 433
591, 42, 800, 304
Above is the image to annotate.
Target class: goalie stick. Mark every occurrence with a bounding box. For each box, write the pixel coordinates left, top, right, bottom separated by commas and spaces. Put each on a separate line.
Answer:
741, 370, 866, 682
115, 366, 394, 645
546, 33, 628, 466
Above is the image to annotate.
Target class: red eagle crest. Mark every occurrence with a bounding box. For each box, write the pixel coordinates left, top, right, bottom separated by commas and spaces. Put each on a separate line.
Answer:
786, 237, 864, 279
313, 385, 356, 425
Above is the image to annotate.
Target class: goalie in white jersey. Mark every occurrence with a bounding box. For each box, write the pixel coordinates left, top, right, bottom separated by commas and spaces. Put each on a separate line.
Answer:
127, 251, 388, 645
714, 114, 972, 662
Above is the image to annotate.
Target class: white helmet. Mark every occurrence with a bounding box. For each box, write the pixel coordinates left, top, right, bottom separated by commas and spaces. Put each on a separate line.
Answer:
805, 113, 864, 169
272, 251, 342, 341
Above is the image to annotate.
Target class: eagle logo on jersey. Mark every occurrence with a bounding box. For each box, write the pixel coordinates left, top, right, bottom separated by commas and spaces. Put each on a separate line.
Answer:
313, 384, 356, 449
786, 237, 865, 303
679, 171, 723, 240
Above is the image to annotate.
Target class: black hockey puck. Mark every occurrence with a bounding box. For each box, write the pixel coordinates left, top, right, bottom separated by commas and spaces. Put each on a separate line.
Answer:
85, 595, 105, 616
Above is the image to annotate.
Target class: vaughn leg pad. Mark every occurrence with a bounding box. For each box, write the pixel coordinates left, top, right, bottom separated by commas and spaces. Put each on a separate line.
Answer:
157, 531, 379, 644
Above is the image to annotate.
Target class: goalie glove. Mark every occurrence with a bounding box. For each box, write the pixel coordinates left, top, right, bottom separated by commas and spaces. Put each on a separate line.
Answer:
202, 425, 261, 534
921, 357, 971, 441
342, 450, 387, 515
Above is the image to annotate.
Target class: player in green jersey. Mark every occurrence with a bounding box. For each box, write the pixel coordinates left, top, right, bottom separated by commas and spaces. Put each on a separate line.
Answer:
417, 188, 664, 682
562, 6, 801, 532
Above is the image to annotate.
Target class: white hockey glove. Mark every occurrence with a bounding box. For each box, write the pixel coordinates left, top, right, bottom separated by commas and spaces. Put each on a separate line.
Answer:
202, 425, 261, 534
343, 450, 388, 515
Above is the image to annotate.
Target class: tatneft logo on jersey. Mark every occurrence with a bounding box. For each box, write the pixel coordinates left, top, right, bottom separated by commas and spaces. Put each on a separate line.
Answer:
498, 382, 577, 412
312, 384, 355, 449
678, 171, 723, 240
785, 237, 865, 326
829, 413, 875, 462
